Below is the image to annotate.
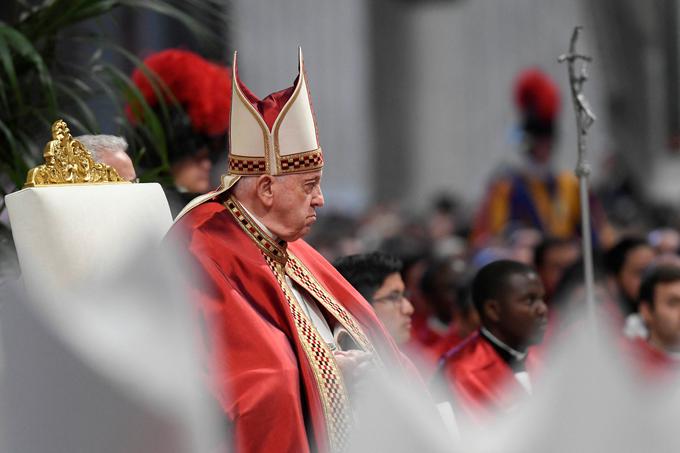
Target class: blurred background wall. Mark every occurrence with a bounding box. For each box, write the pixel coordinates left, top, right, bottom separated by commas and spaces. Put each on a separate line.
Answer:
66, 0, 680, 216
230, 0, 373, 213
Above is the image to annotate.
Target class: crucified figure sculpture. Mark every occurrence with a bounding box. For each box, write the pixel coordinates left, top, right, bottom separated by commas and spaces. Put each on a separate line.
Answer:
558, 26, 598, 319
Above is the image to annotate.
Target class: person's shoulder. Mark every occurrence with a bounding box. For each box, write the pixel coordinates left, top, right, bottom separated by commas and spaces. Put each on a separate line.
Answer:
288, 238, 316, 255
173, 201, 228, 230
288, 239, 337, 276
440, 331, 483, 369
166, 201, 231, 248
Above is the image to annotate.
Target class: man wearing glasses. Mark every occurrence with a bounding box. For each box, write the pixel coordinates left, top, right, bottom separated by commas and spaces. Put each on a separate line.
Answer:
334, 252, 415, 345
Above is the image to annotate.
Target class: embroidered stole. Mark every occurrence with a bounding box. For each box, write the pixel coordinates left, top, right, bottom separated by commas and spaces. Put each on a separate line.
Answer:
224, 196, 376, 452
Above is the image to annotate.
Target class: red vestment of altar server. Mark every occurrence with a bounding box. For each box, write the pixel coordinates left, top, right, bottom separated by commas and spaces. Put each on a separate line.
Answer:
438, 331, 537, 423
624, 337, 680, 379
168, 198, 416, 453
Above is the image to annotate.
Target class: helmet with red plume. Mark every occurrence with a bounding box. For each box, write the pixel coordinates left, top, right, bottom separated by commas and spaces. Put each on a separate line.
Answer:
127, 49, 231, 168
514, 68, 561, 139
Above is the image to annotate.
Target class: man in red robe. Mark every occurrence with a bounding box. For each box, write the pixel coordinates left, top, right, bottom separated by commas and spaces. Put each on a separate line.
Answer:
626, 264, 680, 378
167, 49, 419, 453
436, 260, 548, 424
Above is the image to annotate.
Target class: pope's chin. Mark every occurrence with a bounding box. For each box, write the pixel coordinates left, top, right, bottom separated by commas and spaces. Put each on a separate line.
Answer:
283, 218, 316, 241
299, 225, 313, 239
284, 227, 311, 242
304, 215, 318, 227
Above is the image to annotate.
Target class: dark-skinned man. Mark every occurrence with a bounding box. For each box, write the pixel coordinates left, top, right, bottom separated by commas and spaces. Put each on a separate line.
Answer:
436, 259, 548, 423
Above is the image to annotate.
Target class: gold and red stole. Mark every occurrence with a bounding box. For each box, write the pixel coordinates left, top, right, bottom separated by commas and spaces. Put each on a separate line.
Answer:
224, 196, 380, 452
170, 193, 412, 452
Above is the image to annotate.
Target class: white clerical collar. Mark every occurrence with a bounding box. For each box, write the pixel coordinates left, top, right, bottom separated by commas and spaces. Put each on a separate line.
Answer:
238, 202, 278, 241
480, 327, 528, 361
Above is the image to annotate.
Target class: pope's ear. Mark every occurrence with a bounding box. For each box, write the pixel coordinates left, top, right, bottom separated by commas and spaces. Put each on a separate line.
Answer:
483, 299, 501, 323
255, 175, 274, 207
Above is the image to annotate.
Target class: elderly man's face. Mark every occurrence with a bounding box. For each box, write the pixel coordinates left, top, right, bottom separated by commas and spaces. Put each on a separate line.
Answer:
619, 245, 655, 302
100, 149, 136, 182
270, 170, 324, 241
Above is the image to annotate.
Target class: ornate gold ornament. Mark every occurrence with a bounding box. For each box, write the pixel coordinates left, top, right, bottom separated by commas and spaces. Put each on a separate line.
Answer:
25, 119, 128, 187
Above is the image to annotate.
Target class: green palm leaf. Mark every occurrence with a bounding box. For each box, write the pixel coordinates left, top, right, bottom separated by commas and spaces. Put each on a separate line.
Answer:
0, 0, 228, 216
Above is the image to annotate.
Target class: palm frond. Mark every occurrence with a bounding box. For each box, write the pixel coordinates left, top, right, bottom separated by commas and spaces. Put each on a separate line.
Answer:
0, 0, 228, 216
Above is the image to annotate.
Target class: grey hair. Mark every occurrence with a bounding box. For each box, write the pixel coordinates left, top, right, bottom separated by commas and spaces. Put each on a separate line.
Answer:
232, 174, 293, 198
75, 135, 128, 162
231, 176, 258, 199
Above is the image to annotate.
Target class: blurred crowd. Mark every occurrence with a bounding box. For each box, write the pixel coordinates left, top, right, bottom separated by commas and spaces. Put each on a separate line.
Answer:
312, 168, 680, 431
306, 68, 680, 432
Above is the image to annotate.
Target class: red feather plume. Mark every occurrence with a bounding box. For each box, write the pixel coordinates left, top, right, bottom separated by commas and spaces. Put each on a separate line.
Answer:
128, 49, 231, 136
513, 68, 561, 122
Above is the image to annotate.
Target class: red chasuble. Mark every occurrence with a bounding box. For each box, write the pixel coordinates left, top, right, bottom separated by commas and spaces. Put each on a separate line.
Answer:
404, 314, 466, 379
167, 196, 415, 453
438, 331, 535, 423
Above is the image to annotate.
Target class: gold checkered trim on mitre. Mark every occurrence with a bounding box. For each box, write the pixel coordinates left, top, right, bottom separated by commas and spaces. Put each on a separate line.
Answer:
228, 155, 268, 175
279, 149, 324, 174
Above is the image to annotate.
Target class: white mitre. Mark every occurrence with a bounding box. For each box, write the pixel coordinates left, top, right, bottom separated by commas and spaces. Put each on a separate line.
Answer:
175, 47, 323, 221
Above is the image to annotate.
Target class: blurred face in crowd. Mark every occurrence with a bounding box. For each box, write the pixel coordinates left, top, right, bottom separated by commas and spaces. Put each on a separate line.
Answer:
371, 272, 414, 344
640, 280, 680, 352
527, 136, 553, 166
618, 245, 655, 301
538, 242, 580, 300
100, 149, 136, 182
426, 258, 466, 324
650, 229, 680, 256
489, 271, 548, 350
171, 147, 212, 194
268, 170, 324, 242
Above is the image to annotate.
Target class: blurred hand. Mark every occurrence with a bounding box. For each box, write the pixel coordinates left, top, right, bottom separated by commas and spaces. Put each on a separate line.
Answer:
333, 350, 373, 390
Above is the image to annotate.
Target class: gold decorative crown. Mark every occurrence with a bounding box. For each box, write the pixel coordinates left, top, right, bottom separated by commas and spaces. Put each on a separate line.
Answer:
25, 119, 128, 187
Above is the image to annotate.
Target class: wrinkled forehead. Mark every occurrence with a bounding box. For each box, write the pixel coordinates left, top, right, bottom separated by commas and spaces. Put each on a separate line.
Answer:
304, 169, 323, 179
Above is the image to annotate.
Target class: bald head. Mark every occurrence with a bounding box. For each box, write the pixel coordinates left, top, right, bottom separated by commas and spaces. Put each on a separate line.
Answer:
77, 135, 136, 182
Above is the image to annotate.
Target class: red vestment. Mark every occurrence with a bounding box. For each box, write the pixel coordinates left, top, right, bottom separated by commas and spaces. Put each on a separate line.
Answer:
404, 313, 465, 378
438, 331, 536, 423
624, 337, 680, 379
168, 196, 415, 453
